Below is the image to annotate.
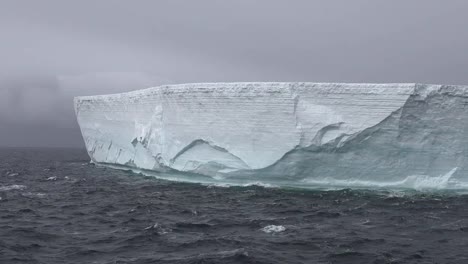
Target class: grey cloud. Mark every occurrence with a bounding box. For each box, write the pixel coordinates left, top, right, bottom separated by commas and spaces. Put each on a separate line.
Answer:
1, 0, 468, 147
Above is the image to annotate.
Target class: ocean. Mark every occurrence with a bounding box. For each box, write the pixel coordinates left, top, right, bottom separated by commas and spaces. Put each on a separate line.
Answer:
1, 148, 468, 263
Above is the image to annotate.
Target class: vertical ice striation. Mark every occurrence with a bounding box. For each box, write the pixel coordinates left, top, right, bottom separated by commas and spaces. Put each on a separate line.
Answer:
74, 83, 468, 188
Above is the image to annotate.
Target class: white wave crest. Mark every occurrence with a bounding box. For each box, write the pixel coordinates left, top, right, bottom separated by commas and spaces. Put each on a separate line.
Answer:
261, 225, 286, 233
0, 185, 27, 191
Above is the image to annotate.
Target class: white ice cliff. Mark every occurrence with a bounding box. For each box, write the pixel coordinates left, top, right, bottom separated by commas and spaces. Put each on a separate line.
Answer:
74, 83, 468, 189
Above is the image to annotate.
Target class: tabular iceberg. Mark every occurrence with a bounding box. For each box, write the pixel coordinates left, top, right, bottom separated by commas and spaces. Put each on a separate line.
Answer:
74, 83, 468, 189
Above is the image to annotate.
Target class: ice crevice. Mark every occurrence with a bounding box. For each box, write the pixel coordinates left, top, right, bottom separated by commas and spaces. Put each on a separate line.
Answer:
308, 122, 346, 147
169, 139, 251, 171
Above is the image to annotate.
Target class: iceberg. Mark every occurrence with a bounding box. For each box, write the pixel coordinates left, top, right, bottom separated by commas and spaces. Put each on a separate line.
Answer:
74, 83, 468, 189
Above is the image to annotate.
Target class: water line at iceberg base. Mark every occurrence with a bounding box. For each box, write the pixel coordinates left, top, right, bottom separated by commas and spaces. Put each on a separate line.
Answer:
94, 162, 468, 193
300, 167, 463, 191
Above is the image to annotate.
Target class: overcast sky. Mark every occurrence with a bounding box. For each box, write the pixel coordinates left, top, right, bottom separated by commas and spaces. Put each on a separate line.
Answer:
1, 0, 468, 147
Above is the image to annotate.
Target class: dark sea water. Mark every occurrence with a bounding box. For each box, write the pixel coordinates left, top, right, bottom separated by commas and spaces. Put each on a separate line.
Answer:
2, 148, 468, 264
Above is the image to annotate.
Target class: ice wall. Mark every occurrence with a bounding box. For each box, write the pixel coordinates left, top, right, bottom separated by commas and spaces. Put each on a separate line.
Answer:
74, 83, 468, 188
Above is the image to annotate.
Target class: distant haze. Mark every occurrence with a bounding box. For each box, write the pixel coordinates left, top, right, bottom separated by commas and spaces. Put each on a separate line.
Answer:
2, 0, 468, 147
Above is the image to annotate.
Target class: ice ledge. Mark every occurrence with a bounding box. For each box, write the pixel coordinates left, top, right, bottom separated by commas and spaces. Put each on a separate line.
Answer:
75, 82, 416, 99
74, 82, 468, 181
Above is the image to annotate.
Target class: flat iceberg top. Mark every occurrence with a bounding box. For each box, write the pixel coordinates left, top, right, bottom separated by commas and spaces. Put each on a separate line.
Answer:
76, 82, 417, 100
75, 82, 468, 189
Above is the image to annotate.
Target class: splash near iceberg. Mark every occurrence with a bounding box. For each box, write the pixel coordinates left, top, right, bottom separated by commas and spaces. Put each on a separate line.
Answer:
74, 83, 468, 190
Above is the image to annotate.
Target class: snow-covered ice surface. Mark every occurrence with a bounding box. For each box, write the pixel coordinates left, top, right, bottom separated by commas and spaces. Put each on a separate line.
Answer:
74, 83, 468, 190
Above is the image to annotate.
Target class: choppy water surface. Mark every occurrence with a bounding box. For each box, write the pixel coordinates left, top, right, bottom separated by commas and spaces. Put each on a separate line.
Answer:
2, 148, 468, 263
